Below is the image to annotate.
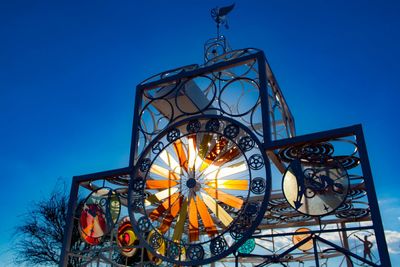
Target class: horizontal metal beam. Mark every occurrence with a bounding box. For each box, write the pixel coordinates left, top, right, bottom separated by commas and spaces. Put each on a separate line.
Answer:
264, 124, 360, 150
73, 166, 132, 183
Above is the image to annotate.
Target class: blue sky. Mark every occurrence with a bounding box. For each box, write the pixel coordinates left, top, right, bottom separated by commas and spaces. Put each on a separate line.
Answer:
1, 0, 399, 265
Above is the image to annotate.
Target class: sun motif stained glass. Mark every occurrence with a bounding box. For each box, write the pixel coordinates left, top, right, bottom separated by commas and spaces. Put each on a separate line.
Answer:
129, 117, 270, 265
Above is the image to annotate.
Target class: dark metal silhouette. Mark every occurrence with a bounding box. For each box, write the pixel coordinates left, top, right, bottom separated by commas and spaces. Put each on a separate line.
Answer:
211, 3, 235, 36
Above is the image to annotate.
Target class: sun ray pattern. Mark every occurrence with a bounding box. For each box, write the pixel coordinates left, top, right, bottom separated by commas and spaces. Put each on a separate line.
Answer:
129, 118, 269, 265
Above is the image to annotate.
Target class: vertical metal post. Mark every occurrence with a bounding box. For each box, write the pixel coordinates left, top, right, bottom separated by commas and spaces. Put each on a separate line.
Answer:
313, 236, 320, 267
256, 52, 272, 146
355, 125, 391, 266
340, 222, 352, 267
129, 85, 144, 167
59, 177, 80, 267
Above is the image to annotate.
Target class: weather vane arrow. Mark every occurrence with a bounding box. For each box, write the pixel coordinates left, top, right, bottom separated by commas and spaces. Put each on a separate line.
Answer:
211, 3, 235, 37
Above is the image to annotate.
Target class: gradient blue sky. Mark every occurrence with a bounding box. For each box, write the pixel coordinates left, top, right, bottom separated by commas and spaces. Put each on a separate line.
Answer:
1, 0, 400, 265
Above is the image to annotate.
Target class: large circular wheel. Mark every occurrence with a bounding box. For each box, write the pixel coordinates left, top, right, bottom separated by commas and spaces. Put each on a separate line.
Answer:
282, 155, 349, 216
128, 116, 271, 265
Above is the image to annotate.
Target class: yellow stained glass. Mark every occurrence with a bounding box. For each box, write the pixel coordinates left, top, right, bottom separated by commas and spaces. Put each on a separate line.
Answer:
172, 199, 188, 241
147, 230, 166, 265
201, 192, 233, 227
150, 164, 180, 180
205, 179, 249, 190
204, 162, 247, 180
198, 133, 212, 159
188, 197, 199, 242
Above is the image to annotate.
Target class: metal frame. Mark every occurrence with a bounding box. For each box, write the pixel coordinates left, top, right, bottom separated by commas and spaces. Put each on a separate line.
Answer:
230, 124, 391, 267
59, 46, 390, 266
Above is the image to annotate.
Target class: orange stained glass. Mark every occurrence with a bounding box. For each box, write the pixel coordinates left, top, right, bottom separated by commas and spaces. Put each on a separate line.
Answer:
188, 197, 199, 242
213, 146, 240, 167
200, 137, 228, 171
149, 192, 180, 221
201, 193, 233, 227
293, 228, 313, 251
150, 164, 180, 180
173, 139, 188, 172
198, 134, 213, 159
82, 216, 105, 238
159, 196, 182, 233
172, 199, 188, 242
195, 195, 218, 237
146, 180, 178, 189
205, 179, 249, 190
203, 188, 244, 209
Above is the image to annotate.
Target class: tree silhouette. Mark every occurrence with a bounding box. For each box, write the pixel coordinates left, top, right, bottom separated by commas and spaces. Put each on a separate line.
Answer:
13, 181, 86, 266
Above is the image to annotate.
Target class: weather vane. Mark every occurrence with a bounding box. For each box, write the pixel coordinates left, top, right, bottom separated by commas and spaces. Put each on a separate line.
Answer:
211, 3, 235, 37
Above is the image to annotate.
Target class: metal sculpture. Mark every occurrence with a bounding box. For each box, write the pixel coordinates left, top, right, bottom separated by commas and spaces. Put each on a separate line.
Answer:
59, 5, 391, 267
129, 116, 270, 265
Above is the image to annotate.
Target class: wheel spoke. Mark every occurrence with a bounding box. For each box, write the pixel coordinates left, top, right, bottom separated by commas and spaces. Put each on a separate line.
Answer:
201, 192, 233, 227
203, 188, 244, 209
145, 187, 179, 206
196, 195, 218, 237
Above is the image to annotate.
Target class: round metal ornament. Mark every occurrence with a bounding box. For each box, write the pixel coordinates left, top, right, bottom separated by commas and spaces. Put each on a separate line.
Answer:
128, 116, 271, 265
282, 157, 349, 216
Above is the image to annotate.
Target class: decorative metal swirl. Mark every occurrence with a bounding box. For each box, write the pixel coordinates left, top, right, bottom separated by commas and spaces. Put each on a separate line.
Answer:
279, 142, 334, 163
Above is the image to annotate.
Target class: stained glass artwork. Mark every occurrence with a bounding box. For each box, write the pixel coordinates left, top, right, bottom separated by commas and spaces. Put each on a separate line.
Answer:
142, 129, 250, 240
79, 203, 105, 245
146, 230, 166, 265
117, 216, 137, 257
79, 188, 121, 245
283, 158, 349, 216
292, 228, 313, 251
237, 238, 256, 254
129, 117, 270, 265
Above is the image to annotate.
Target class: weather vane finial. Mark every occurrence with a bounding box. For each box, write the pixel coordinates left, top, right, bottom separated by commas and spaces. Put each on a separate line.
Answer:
211, 3, 235, 37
